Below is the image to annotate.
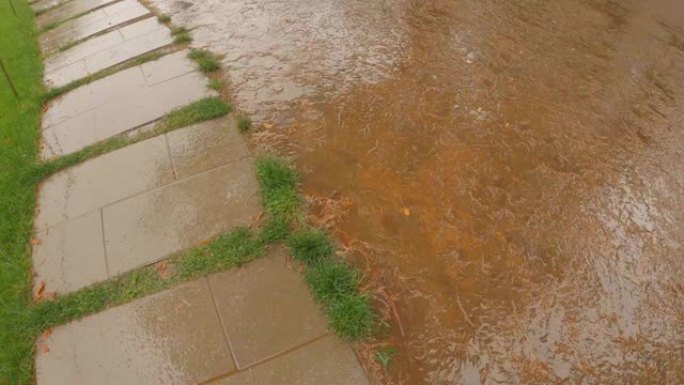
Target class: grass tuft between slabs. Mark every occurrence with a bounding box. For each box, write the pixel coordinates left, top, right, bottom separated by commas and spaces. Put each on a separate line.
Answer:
255, 155, 301, 219
188, 48, 221, 72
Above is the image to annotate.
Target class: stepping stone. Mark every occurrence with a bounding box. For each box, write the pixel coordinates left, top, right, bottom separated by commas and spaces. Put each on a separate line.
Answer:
32, 0, 69, 13
40, 0, 150, 54
44, 18, 173, 88
36, 278, 236, 385
33, 118, 255, 294
40, 51, 214, 160
208, 336, 370, 385
37, 0, 118, 30
103, 156, 259, 276
207, 252, 329, 369
35, 250, 368, 385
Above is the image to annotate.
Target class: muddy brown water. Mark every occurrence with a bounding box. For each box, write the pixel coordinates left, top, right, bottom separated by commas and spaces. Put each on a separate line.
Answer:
150, 0, 684, 383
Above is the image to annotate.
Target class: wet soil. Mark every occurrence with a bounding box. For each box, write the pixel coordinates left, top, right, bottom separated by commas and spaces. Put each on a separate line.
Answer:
150, 0, 684, 383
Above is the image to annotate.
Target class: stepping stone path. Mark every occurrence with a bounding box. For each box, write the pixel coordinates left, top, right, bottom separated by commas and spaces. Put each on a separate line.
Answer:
41, 51, 213, 159
31, 0, 371, 383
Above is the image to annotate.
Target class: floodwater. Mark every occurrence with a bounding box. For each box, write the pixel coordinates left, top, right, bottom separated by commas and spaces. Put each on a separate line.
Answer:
150, 0, 684, 383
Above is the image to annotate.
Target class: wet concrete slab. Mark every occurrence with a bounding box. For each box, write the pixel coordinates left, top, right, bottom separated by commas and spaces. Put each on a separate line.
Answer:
32, 0, 70, 13
41, 51, 214, 159
207, 250, 329, 369
166, 116, 251, 179
44, 18, 172, 88
36, 278, 236, 385
103, 157, 260, 276
37, 0, 117, 29
33, 117, 252, 293
209, 336, 370, 385
32, 210, 107, 295
40, 0, 150, 54
35, 135, 175, 231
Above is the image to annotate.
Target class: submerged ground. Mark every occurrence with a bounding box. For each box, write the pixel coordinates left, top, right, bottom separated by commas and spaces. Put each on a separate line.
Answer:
151, 0, 684, 383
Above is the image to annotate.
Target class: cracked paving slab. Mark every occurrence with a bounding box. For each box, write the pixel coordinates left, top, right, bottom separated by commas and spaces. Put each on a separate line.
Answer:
32, 117, 256, 295
40, 0, 151, 54
40, 50, 214, 160
44, 17, 173, 88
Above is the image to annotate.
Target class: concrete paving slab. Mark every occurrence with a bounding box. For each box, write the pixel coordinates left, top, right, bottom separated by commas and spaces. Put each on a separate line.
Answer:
41, 51, 213, 159
35, 135, 175, 231
140, 50, 197, 86
36, 279, 236, 385
103, 157, 260, 276
44, 18, 172, 88
209, 336, 370, 385
32, 210, 107, 295
167, 116, 251, 179
32, 0, 70, 13
207, 251, 329, 369
37, 0, 117, 29
40, 0, 150, 54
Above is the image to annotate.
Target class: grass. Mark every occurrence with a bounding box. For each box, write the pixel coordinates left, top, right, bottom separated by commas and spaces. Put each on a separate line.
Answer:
208, 78, 223, 91
156, 97, 231, 131
375, 346, 398, 369
157, 14, 171, 23
57, 39, 80, 52
25, 97, 231, 183
288, 230, 335, 265
172, 26, 192, 44
0, 0, 45, 383
255, 156, 301, 219
188, 49, 221, 72
237, 115, 252, 132
305, 261, 360, 301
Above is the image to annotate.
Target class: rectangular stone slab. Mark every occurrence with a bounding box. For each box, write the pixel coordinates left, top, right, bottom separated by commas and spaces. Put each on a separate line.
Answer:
103, 157, 260, 276
32, 210, 108, 295
32, 0, 69, 13
166, 116, 252, 179
209, 336, 370, 385
35, 135, 175, 231
36, 279, 236, 385
207, 251, 329, 369
40, 51, 213, 159
44, 18, 172, 88
37, 0, 117, 29
40, 0, 150, 54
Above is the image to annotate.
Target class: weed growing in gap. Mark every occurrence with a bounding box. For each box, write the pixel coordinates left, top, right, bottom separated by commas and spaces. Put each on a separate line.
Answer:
188, 49, 221, 72
375, 346, 398, 369
305, 261, 360, 302
255, 156, 301, 219
288, 230, 335, 265
157, 97, 231, 131
208, 79, 223, 91
172, 26, 192, 44
237, 115, 252, 132
157, 14, 171, 23
328, 294, 376, 340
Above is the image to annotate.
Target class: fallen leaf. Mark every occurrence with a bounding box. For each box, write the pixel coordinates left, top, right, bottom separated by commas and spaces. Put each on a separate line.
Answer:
36, 281, 46, 297
30, 238, 42, 246
402, 208, 411, 216
262, 122, 274, 130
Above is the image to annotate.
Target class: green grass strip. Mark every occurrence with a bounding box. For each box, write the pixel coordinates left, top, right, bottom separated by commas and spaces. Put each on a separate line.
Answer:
188, 48, 221, 72
0, 1, 46, 383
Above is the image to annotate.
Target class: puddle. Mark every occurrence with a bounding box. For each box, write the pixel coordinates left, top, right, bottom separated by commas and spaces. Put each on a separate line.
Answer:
149, 0, 684, 383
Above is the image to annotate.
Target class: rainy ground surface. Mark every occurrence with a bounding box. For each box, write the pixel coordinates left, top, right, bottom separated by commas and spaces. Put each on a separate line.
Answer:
150, 0, 684, 383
